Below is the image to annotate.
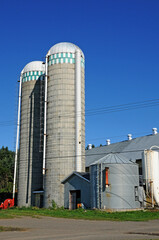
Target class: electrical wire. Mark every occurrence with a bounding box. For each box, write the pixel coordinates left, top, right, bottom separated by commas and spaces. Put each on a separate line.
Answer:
18, 148, 149, 161
1, 98, 159, 126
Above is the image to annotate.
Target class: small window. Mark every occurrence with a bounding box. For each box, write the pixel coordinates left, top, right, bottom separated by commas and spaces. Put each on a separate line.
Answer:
85, 167, 89, 173
136, 159, 142, 175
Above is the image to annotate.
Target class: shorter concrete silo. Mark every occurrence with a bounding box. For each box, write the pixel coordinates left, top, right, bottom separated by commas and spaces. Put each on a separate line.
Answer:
18, 61, 45, 207
90, 153, 142, 210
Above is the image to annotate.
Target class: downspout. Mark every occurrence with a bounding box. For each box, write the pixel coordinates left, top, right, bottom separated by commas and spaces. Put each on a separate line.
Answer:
75, 49, 82, 172
43, 55, 48, 176
144, 150, 148, 195
100, 163, 103, 209
149, 151, 154, 208
13, 73, 22, 200
97, 163, 99, 209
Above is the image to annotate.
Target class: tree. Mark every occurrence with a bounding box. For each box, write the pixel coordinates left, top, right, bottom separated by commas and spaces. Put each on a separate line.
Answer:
0, 146, 15, 193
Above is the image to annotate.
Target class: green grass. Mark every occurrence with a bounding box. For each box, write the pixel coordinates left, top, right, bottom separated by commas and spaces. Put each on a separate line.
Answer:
0, 226, 26, 232
0, 207, 159, 221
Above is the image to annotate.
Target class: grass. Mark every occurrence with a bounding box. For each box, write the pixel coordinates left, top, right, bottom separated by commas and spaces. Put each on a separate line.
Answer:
0, 207, 159, 221
0, 226, 26, 232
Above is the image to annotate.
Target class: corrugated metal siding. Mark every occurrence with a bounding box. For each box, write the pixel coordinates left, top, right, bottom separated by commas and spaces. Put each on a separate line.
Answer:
90, 162, 141, 210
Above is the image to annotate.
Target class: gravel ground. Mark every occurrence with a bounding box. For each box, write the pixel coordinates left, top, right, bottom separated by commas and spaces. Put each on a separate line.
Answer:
0, 217, 159, 240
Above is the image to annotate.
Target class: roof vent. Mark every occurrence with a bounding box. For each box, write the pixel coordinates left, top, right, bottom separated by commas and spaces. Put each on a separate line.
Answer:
152, 128, 157, 135
127, 134, 132, 140
88, 144, 92, 149
106, 139, 110, 145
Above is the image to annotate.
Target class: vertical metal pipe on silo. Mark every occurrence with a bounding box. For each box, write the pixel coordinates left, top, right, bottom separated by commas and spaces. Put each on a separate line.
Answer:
13, 74, 22, 200
43, 56, 48, 176
75, 49, 82, 172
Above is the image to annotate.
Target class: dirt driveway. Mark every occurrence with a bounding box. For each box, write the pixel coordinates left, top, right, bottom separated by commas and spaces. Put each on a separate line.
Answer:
0, 217, 159, 240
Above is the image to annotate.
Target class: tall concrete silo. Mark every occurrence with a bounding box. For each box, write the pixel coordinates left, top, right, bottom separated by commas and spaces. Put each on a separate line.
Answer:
43, 42, 85, 207
18, 61, 45, 207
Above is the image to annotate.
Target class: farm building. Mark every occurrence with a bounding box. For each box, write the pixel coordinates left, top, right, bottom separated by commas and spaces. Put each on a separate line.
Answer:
63, 130, 159, 210
14, 40, 159, 210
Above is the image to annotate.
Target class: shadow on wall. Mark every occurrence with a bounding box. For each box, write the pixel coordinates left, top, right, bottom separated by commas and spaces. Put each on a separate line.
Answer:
25, 77, 44, 206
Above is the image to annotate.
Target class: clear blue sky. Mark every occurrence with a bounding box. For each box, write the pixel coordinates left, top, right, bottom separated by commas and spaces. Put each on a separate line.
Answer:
0, 0, 159, 150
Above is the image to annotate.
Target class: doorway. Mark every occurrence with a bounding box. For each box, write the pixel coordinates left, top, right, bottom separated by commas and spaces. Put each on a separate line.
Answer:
69, 190, 81, 210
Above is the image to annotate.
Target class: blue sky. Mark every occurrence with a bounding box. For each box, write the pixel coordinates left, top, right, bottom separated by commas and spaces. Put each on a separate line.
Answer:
0, 0, 159, 150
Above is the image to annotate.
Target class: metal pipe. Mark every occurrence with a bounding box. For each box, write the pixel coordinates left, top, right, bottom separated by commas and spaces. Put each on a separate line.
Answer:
13, 74, 22, 199
43, 56, 48, 175
100, 163, 102, 209
145, 150, 148, 195
149, 151, 154, 208
151, 181, 154, 208
97, 164, 99, 209
75, 49, 82, 172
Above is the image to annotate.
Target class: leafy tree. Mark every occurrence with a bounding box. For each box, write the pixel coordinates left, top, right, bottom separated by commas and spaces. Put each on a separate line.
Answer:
0, 147, 15, 193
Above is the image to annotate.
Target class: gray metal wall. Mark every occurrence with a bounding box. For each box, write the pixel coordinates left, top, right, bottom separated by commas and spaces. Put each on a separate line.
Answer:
44, 62, 85, 207
63, 175, 90, 209
90, 163, 141, 210
18, 80, 43, 207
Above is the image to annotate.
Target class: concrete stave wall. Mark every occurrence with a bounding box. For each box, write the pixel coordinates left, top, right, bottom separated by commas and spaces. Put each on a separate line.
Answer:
44, 61, 85, 207
18, 80, 43, 207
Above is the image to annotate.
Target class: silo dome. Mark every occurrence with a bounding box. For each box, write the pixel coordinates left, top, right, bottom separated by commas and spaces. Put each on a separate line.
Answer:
48, 42, 85, 58
22, 61, 45, 73
21, 61, 45, 83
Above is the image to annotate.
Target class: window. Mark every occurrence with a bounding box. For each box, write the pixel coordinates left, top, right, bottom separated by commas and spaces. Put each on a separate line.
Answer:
136, 159, 142, 175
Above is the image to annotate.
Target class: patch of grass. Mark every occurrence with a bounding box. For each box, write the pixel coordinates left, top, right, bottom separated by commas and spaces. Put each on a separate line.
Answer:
0, 226, 26, 232
1, 208, 159, 221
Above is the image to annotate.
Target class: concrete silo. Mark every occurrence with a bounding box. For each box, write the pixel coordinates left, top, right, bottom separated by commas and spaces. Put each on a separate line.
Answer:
18, 61, 45, 207
43, 42, 85, 207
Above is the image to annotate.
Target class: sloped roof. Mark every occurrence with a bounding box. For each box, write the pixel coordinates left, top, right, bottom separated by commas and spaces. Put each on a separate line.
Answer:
86, 133, 159, 167
62, 172, 90, 184
86, 141, 130, 167
91, 153, 135, 165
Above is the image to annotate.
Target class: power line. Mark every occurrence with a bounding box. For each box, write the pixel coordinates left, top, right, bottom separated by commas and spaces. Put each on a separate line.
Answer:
17, 148, 149, 161
1, 98, 159, 126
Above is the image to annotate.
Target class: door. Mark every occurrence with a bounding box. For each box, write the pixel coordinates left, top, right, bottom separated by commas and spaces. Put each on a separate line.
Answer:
69, 190, 81, 210
69, 191, 77, 210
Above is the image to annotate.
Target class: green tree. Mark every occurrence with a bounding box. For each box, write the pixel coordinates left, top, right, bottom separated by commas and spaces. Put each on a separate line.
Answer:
0, 147, 15, 193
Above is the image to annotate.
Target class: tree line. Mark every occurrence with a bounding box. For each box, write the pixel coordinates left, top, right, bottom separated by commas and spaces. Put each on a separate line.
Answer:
0, 146, 15, 193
